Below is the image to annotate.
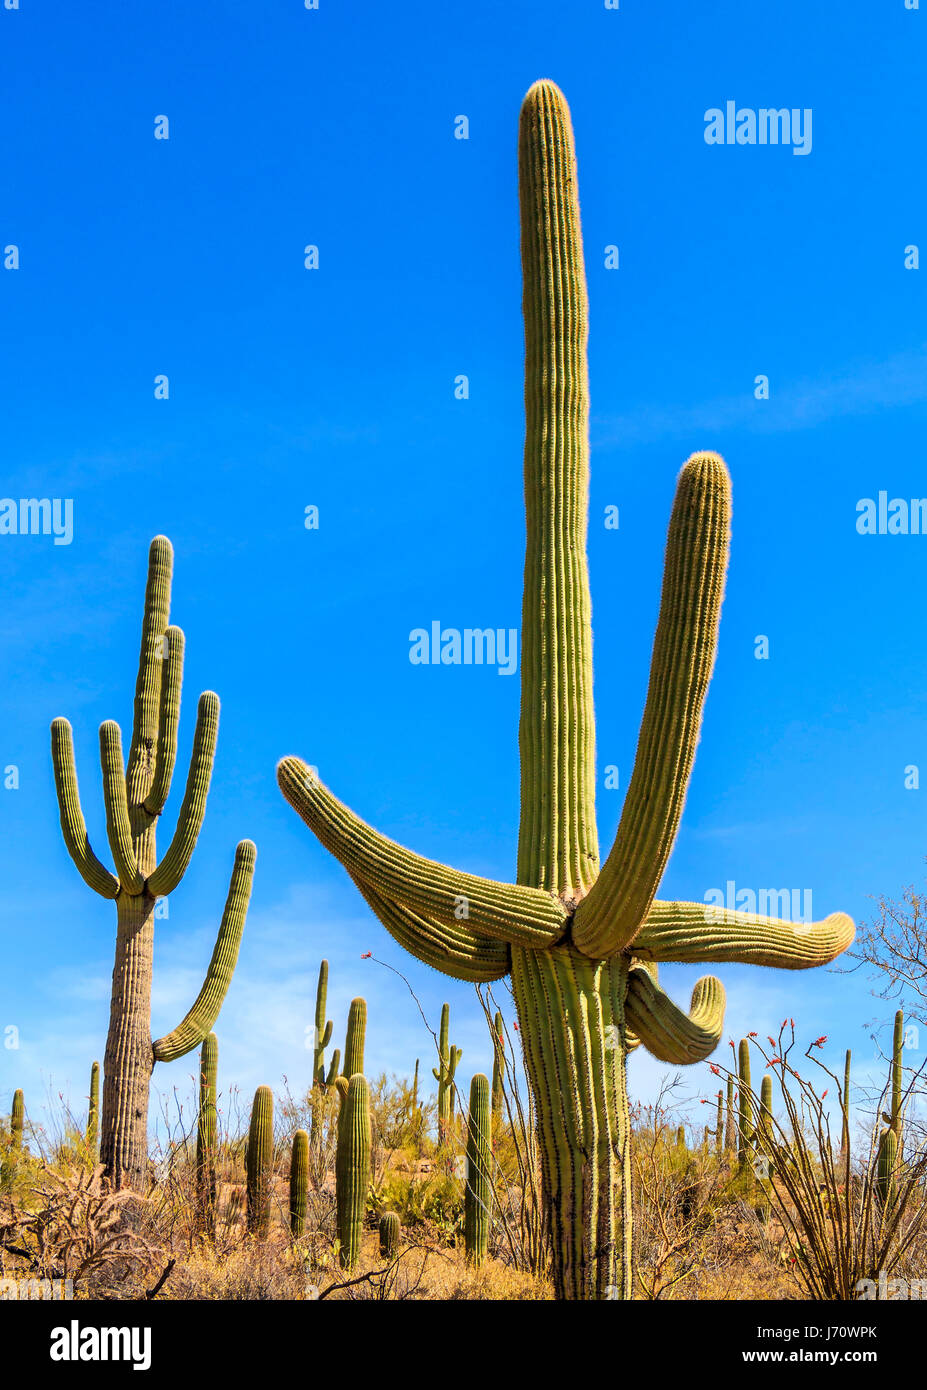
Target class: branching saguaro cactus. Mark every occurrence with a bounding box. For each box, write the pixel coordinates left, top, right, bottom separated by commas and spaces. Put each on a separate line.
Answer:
196, 1034, 218, 1236
312, 961, 334, 1089
465, 1074, 492, 1267
335, 1074, 370, 1270
276, 80, 855, 1299
433, 1003, 461, 1147
51, 537, 255, 1188
10, 1089, 23, 1154
246, 1085, 274, 1236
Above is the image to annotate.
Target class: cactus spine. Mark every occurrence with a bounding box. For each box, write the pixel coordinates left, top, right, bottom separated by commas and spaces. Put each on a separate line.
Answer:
341, 998, 367, 1080
290, 1129, 309, 1237
335, 1074, 371, 1269
737, 1040, 753, 1167
491, 1012, 505, 1125
246, 1085, 274, 1236
196, 1034, 218, 1234
465, 1073, 492, 1267
379, 1210, 400, 1259
87, 1062, 100, 1156
433, 1002, 461, 1147
50, 538, 255, 1187
276, 80, 855, 1299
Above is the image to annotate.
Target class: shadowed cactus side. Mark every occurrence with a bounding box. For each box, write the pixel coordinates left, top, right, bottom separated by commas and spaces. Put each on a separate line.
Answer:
379, 1210, 400, 1259
50, 537, 255, 1188
246, 1085, 274, 1237
290, 1129, 309, 1237
465, 1073, 492, 1267
276, 78, 855, 1300
196, 1034, 218, 1236
433, 1003, 461, 1147
336, 1074, 370, 1270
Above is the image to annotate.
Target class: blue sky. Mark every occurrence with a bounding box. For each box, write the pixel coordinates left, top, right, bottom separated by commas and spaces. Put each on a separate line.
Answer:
1, 0, 925, 1144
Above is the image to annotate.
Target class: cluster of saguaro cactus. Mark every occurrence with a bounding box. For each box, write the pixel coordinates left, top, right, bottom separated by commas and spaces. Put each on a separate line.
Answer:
87, 1062, 100, 1157
196, 1034, 219, 1236
433, 1003, 461, 1147
246, 1085, 274, 1236
51, 537, 255, 1188
290, 1130, 309, 1237
875, 1010, 904, 1211
275, 78, 855, 1300
464, 1074, 492, 1266
335, 1074, 371, 1269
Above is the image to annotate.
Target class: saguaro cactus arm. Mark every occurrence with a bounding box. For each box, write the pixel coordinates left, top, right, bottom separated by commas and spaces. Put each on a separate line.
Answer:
152, 840, 255, 1062
572, 454, 731, 958
51, 719, 120, 898
125, 535, 173, 806
632, 900, 855, 969
99, 722, 145, 894
147, 691, 220, 897
144, 625, 185, 815
276, 758, 565, 948
624, 967, 725, 1064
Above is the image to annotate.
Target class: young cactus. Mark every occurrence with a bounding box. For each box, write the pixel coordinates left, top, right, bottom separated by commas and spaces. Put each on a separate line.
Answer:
50, 537, 255, 1188
246, 1085, 274, 1236
737, 1040, 754, 1167
725, 1075, 735, 1155
840, 1048, 851, 1155
433, 1003, 462, 1147
341, 998, 367, 1080
10, 1089, 23, 1154
87, 1062, 100, 1156
335, 1075, 371, 1270
312, 961, 334, 1088
275, 79, 855, 1300
196, 1034, 218, 1235
290, 1129, 309, 1238
379, 1211, 400, 1259
465, 1074, 492, 1267
882, 1010, 903, 1138
491, 1012, 505, 1125
715, 1090, 724, 1157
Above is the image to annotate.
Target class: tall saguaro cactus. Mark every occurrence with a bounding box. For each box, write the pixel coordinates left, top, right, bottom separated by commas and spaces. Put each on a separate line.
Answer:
51, 537, 255, 1188
335, 1074, 371, 1270
276, 80, 854, 1299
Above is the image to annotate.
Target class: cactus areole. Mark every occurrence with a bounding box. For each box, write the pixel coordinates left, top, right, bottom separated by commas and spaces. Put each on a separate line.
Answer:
277, 80, 855, 1299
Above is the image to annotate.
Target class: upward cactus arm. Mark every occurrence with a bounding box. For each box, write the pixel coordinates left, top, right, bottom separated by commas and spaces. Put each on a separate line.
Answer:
144, 625, 185, 815
349, 873, 510, 982
152, 839, 255, 1062
573, 453, 731, 959
632, 900, 855, 969
624, 966, 725, 1064
276, 757, 565, 948
126, 535, 173, 806
147, 692, 219, 897
99, 722, 145, 893
50, 718, 120, 899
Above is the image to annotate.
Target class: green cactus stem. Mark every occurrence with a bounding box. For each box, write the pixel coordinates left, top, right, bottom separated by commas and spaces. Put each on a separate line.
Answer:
313, 961, 334, 1088
196, 1034, 218, 1236
10, 1090, 23, 1154
379, 1211, 400, 1259
246, 1085, 274, 1237
275, 79, 855, 1300
882, 1010, 903, 1137
715, 1090, 723, 1157
725, 1075, 735, 1155
738, 1040, 753, 1168
433, 1003, 462, 1147
336, 1074, 371, 1270
341, 998, 367, 1081
465, 1074, 492, 1267
412, 1058, 419, 1111
840, 1049, 851, 1155
876, 1128, 898, 1212
491, 1012, 505, 1125
87, 1062, 100, 1156
51, 537, 255, 1188
290, 1130, 309, 1238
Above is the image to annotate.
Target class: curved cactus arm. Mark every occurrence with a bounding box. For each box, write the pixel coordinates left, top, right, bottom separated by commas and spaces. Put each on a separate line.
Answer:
325, 1050, 341, 1086
126, 535, 173, 807
147, 692, 219, 897
99, 722, 145, 894
50, 718, 120, 899
276, 757, 565, 949
624, 966, 725, 1064
632, 900, 855, 969
349, 872, 511, 983
144, 625, 185, 816
573, 453, 731, 960
152, 839, 255, 1062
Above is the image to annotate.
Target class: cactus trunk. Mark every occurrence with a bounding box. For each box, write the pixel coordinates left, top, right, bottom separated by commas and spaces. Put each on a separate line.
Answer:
290, 1130, 309, 1237
246, 1085, 274, 1236
101, 885, 156, 1188
464, 1073, 493, 1267
196, 1034, 218, 1236
335, 1075, 370, 1270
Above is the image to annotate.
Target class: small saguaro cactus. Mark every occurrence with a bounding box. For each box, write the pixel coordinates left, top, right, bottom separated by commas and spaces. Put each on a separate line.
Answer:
759, 1075, 773, 1139
882, 1010, 904, 1138
341, 998, 367, 1080
50, 537, 255, 1188
336, 1074, 371, 1270
312, 961, 334, 1088
196, 1034, 218, 1235
715, 1090, 723, 1157
87, 1062, 100, 1156
725, 1075, 735, 1155
433, 1003, 462, 1147
465, 1073, 492, 1267
246, 1085, 274, 1236
491, 1011, 505, 1125
875, 1011, 904, 1212
276, 79, 855, 1301
10, 1090, 23, 1154
379, 1210, 400, 1259
738, 1040, 753, 1167
840, 1048, 852, 1155
290, 1130, 309, 1237
876, 1128, 898, 1213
